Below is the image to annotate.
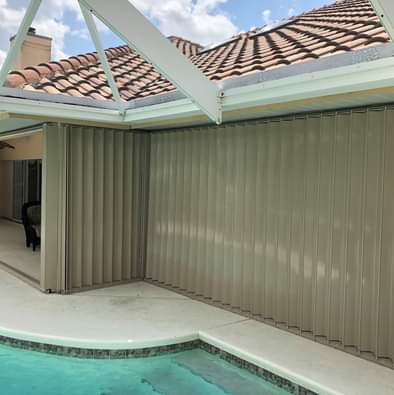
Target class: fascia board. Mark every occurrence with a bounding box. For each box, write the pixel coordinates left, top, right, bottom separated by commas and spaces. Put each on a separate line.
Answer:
0, 95, 122, 124
123, 98, 199, 124
223, 56, 394, 111
122, 57, 394, 125
2, 56, 394, 127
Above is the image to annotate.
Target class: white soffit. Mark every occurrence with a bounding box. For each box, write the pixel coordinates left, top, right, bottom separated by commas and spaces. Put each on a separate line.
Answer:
370, 0, 394, 39
79, 0, 223, 124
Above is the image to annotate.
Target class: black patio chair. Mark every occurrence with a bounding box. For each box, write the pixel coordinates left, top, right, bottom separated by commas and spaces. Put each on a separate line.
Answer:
22, 201, 41, 252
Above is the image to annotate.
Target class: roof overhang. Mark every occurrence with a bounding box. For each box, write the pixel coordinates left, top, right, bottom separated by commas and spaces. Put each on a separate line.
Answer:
1, 44, 394, 130
123, 54, 394, 128
0, 1, 394, 131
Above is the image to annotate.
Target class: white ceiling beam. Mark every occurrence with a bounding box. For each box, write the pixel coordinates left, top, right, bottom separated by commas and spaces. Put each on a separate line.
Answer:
370, 0, 394, 39
79, 2, 125, 114
79, 0, 223, 124
0, 0, 42, 87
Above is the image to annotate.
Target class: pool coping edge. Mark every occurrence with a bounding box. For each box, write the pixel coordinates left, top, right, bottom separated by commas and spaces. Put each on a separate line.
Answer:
0, 331, 319, 395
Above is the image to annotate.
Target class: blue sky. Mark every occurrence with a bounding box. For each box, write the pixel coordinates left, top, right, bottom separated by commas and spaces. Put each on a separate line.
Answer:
221, 0, 327, 31
0, 0, 330, 65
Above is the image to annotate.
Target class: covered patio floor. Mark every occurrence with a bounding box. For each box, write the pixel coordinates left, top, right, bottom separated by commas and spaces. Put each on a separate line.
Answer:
0, 219, 40, 283
0, 269, 393, 395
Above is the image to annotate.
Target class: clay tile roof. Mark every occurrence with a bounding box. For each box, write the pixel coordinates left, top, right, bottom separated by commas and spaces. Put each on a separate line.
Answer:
4, 0, 391, 102
167, 36, 203, 57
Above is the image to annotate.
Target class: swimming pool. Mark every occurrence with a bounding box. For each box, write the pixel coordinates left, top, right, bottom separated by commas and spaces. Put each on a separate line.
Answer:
0, 344, 289, 394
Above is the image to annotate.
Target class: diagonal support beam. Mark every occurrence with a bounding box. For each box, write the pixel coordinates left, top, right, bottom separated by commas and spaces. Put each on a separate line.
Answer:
370, 0, 394, 40
79, 3, 125, 114
79, 0, 222, 124
0, 0, 42, 87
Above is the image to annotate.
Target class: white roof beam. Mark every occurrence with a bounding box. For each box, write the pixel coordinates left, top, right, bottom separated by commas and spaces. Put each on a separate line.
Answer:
79, 0, 223, 124
370, 0, 394, 39
0, 0, 42, 87
79, 3, 125, 114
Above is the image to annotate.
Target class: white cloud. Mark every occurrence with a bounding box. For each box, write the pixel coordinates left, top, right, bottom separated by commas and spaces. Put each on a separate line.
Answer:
0, 0, 239, 68
0, 48, 6, 66
130, 0, 238, 46
34, 19, 70, 60
0, 0, 113, 67
262, 9, 273, 28
0, 0, 80, 66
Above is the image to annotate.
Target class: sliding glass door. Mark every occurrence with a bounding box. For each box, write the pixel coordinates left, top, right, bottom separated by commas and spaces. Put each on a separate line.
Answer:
12, 160, 42, 221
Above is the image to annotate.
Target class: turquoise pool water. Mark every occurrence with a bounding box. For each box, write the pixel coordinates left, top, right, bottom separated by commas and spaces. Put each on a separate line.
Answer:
0, 344, 289, 394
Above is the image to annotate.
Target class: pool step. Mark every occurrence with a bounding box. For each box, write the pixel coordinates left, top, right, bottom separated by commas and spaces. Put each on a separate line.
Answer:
174, 350, 286, 395
141, 359, 222, 395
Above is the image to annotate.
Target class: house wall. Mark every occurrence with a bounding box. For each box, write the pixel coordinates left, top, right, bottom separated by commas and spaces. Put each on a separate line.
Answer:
0, 133, 42, 161
65, 126, 149, 291
0, 133, 42, 219
145, 106, 394, 366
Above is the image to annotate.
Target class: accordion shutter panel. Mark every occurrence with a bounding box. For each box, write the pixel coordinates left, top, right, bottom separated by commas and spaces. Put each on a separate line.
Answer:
66, 126, 149, 291
41, 123, 67, 292
146, 107, 394, 366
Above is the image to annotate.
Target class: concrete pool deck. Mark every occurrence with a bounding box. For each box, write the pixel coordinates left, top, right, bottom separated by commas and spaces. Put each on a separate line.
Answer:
0, 219, 40, 282
0, 269, 393, 395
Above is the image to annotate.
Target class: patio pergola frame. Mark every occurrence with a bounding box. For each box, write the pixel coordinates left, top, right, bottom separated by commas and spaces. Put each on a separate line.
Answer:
79, 2, 125, 115
0, 0, 223, 124
0, 1, 393, 127
370, 0, 394, 39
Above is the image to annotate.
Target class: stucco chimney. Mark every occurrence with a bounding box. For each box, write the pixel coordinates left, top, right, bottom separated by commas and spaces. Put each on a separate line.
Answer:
10, 27, 52, 70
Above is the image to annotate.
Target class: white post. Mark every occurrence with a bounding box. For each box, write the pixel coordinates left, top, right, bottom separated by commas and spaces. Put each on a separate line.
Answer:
79, 2, 125, 114
0, 0, 42, 86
